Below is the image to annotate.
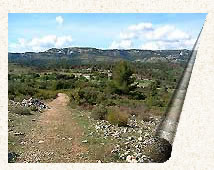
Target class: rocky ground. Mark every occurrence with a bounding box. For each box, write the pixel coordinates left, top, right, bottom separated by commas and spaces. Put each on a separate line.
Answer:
86, 113, 162, 163
8, 93, 170, 163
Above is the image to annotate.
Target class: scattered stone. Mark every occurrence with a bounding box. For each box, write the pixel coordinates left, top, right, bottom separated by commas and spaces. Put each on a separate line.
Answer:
131, 158, 138, 163
126, 155, 132, 162
128, 136, 134, 141
126, 155, 138, 163
82, 140, 88, 143
138, 136, 143, 142
138, 130, 142, 134
20, 141, 27, 145
95, 125, 100, 130
8, 129, 13, 132
38, 140, 44, 144
66, 109, 162, 163
97, 160, 102, 163
68, 137, 72, 140
124, 151, 130, 156
14, 132, 24, 136
62, 137, 66, 140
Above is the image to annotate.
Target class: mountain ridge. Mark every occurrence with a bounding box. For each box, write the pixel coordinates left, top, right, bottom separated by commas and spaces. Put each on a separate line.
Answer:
8, 47, 191, 67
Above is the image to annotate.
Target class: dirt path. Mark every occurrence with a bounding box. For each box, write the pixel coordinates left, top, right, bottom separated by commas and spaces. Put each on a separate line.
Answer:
17, 93, 87, 163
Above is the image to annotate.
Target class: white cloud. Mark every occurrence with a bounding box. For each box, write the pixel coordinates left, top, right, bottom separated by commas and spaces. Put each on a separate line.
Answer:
109, 40, 132, 49
9, 35, 73, 52
144, 25, 191, 42
110, 22, 195, 50
56, 16, 64, 25
128, 22, 153, 31
119, 32, 136, 40
141, 42, 164, 50
141, 38, 196, 50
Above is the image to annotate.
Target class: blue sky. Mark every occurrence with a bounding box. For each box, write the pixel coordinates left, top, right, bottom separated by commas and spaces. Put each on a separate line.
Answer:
8, 13, 207, 52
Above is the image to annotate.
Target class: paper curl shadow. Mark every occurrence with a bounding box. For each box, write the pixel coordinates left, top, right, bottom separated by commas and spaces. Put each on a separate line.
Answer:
148, 26, 203, 163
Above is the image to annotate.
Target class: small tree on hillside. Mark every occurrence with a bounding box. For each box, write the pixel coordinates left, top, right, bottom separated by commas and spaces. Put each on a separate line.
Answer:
111, 61, 135, 94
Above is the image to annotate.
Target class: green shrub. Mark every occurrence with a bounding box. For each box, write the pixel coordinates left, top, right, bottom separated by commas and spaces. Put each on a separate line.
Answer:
129, 90, 146, 100
69, 87, 100, 106
69, 88, 81, 105
11, 106, 31, 115
13, 95, 25, 102
78, 87, 100, 105
35, 90, 57, 100
146, 96, 166, 108
106, 107, 128, 126
38, 81, 48, 89
91, 105, 108, 120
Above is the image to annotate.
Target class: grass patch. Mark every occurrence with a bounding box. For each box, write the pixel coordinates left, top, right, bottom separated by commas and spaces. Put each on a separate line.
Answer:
10, 106, 31, 115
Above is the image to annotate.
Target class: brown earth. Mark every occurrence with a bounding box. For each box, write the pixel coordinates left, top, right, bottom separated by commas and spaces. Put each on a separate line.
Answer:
17, 93, 88, 163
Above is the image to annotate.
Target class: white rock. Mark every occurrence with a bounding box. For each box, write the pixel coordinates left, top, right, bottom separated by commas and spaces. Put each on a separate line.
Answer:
123, 128, 127, 133
38, 140, 44, 144
95, 125, 100, 130
138, 136, 143, 141
124, 151, 130, 155
82, 140, 88, 143
138, 130, 142, 134
126, 155, 132, 163
131, 158, 138, 163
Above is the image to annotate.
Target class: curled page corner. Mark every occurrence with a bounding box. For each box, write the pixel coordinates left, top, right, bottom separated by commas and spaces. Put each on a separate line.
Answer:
147, 25, 204, 163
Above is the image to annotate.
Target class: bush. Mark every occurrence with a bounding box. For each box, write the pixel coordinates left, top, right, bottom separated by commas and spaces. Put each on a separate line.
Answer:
11, 106, 31, 115
35, 90, 57, 100
91, 105, 108, 120
69, 88, 81, 105
69, 87, 100, 107
129, 90, 146, 100
13, 95, 25, 102
106, 107, 128, 126
146, 96, 166, 108
79, 87, 98, 105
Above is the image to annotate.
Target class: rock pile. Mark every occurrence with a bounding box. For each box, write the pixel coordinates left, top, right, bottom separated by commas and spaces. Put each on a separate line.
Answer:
21, 98, 49, 111
9, 98, 49, 112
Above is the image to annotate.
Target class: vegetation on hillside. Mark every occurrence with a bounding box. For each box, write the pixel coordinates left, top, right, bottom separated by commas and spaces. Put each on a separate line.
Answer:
9, 58, 185, 126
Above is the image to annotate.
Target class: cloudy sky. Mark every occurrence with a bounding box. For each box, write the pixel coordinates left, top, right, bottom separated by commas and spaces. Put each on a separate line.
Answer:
8, 13, 206, 52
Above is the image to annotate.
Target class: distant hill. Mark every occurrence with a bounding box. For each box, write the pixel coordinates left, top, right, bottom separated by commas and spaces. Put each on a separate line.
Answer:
8, 47, 191, 68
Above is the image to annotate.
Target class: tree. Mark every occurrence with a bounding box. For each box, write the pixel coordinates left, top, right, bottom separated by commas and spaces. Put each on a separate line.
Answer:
111, 61, 135, 94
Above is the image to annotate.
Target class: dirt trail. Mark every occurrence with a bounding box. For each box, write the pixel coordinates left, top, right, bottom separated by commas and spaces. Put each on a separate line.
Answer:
18, 93, 87, 163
